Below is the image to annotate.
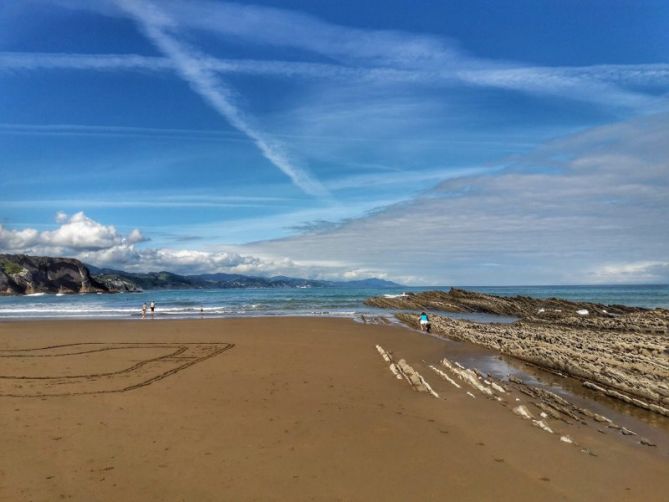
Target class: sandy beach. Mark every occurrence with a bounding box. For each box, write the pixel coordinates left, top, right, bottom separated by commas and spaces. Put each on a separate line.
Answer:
1, 317, 668, 501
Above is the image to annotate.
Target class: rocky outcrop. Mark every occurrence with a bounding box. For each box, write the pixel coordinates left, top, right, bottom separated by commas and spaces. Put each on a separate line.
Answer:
91, 273, 145, 293
395, 310, 669, 416
368, 288, 669, 415
366, 289, 642, 320
0, 254, 140, 295
365, 288, 669, 334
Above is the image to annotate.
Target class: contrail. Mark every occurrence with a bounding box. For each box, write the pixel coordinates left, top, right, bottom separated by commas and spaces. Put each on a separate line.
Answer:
113, 0, 327, 197
2, 49, 665, 111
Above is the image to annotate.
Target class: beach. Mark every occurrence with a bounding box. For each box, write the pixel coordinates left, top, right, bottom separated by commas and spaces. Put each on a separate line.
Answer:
1, 317, 668, 501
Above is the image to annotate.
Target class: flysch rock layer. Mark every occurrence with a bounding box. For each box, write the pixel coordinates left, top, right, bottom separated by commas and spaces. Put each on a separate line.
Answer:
366, 289, 669, 334
367, 289, 669, 416
398, 313, 669, 416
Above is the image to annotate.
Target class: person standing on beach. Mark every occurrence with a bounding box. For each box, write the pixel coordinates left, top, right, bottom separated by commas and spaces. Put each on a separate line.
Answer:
419, 311, 430, 333
150, 301, 155, 318
141, 303, 147, 319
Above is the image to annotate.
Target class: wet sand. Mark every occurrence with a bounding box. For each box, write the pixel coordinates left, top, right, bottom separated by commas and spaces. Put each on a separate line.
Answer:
1, 318, 668, 501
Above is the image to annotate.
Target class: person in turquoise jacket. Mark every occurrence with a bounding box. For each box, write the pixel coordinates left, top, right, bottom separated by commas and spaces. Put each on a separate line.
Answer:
419, 311, 430, 332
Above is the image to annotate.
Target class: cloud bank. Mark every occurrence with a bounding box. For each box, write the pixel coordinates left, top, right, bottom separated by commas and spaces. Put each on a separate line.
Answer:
588, 261, 669, 284
2, 112, 667, 285
242, 112, 669, 285
0, 211, 388, 280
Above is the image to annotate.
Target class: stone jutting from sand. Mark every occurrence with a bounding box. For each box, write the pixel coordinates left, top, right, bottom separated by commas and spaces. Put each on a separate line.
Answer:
375, 345, 439, 397
367, 289, 669, 416
401, 350, 581, 446
429, 351, 659, 448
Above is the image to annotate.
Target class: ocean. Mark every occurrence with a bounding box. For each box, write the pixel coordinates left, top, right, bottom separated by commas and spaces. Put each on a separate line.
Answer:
0, 284, 667, 321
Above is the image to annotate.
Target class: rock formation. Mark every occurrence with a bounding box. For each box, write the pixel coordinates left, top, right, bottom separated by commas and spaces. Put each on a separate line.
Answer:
366, 288, 646, 321
375, 345, 438, 397
395, 311, 669, 416
367, 288, 669, 416
0, 254, 140, 295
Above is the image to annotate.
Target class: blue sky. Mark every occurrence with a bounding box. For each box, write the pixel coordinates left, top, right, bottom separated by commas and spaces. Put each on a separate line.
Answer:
1, 0, 668, 284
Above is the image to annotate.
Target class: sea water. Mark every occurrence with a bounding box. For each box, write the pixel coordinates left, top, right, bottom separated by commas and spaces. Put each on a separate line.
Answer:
0, 284, 666, 320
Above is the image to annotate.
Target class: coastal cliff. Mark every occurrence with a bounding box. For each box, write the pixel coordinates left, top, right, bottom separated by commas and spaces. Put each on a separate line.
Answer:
0, 254, 139, 295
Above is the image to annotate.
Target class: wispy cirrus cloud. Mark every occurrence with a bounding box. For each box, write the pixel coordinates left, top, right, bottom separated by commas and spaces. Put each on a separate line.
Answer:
3, 0, 669, 112
0, 194, 290, 209
2, 49, 667, 111
0, 51, 391, 82
4, 50, 669, 88
111, 0, 328, 197
0, 122, 249, 142
0, 51, 171, 72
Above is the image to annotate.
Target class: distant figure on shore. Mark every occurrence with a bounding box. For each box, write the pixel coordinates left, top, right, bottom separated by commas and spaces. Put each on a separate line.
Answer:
141, 303, 147, 319
419, 311, 431, 333
150, 301, 156, 318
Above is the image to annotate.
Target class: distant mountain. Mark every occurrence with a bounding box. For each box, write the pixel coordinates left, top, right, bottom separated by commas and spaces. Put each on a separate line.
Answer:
91, 270, 201, 290
192, 273, 322, 288
335, 278, 401, 288
87, 265, 403, 290
2, 255, 402, 295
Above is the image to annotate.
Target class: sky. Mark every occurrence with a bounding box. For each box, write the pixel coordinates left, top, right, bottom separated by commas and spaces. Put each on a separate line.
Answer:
0, 0, 668, 285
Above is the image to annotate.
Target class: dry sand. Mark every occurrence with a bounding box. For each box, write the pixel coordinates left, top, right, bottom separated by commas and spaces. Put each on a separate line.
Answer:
0, 318, 667, 501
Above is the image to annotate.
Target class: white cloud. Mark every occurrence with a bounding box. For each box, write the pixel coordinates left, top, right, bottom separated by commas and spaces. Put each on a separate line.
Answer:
76, 245, 259, 273
0, 211, 146, 253
0, 226, 40, 250
126, 228, 145, 244
41, 211, 145, 250
77, 238, 392, 280
588, 261, 669, 284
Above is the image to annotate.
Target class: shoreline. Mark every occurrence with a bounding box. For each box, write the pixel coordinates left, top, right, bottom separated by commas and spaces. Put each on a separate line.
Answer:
1, 317, 667, 500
